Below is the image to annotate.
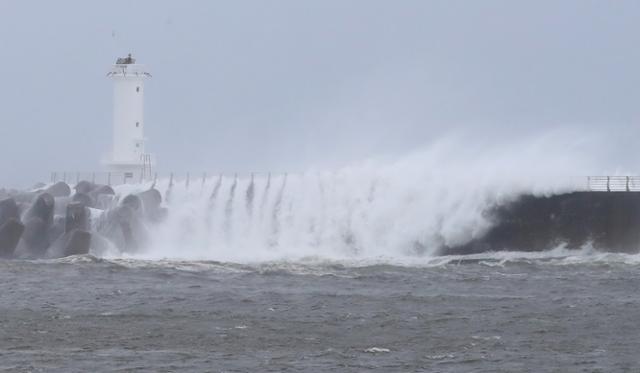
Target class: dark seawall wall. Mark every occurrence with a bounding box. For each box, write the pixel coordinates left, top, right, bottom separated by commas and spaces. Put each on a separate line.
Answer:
442, 192, 640, 255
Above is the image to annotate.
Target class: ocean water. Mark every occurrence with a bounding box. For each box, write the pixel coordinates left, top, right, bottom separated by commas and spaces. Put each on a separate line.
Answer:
1, 252, 640, 372
5, 142, 638, 371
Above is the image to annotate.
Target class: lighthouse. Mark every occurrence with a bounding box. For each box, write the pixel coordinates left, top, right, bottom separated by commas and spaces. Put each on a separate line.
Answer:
105, 54, 153, 178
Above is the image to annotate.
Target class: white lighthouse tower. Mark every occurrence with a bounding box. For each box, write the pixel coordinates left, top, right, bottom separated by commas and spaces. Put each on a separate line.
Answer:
105, 54, 153, 178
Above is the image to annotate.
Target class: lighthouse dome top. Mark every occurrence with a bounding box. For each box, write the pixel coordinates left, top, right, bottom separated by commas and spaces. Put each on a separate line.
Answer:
115, 53, 136, 65
107, 53, 151, 78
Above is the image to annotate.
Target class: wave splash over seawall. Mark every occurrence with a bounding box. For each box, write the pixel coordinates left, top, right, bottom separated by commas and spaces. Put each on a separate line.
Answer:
116, 136, 604, 262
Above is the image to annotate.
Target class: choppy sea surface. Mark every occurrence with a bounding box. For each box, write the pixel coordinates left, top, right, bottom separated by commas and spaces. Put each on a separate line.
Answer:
1, 251, 639, 372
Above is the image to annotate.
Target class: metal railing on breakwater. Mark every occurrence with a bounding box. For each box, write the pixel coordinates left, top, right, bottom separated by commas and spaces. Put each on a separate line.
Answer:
50, 172, 640, 192
50, 171, 153, 186
49, 171, 279, 187
584, 176, 640, 192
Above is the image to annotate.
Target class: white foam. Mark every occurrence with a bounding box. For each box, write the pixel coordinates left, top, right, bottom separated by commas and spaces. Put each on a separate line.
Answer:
364, 347, 390, 353
105, 133, 630, 264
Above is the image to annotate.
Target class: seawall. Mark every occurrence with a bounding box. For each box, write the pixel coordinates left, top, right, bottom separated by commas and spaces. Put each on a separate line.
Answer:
442, 191, 640, 255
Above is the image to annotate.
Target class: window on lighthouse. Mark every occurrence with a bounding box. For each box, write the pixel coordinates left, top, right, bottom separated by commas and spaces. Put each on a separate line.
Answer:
136, 86, 140, 92
136, 122, 139, 127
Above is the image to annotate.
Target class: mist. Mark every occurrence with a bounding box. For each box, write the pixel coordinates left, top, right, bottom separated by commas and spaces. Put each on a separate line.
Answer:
94, 130, 610, 262
0, 1, 639, 187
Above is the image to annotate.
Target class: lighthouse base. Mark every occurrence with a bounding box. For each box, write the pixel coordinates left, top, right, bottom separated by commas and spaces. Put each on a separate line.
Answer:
104, 159, 154, 184
103, 153, 154, 184
106, 162, 143, 174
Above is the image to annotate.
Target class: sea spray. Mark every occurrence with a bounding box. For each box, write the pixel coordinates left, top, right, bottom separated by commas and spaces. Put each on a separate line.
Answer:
224, 174, 238, 241
113, 133, 612, 262
259, 173, 271, 223
246, 173, 255, 217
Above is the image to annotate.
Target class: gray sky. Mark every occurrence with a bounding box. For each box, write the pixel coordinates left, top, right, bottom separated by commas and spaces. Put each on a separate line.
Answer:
0, 0, 639, 187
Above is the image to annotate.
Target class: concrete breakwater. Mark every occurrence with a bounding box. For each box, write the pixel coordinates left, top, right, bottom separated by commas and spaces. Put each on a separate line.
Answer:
1, 180, 640, 259
442, 191, 640, 255
0, 181, 166, 259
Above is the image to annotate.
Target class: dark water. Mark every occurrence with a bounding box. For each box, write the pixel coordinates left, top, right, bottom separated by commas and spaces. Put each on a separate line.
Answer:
1, 255, 639, 372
